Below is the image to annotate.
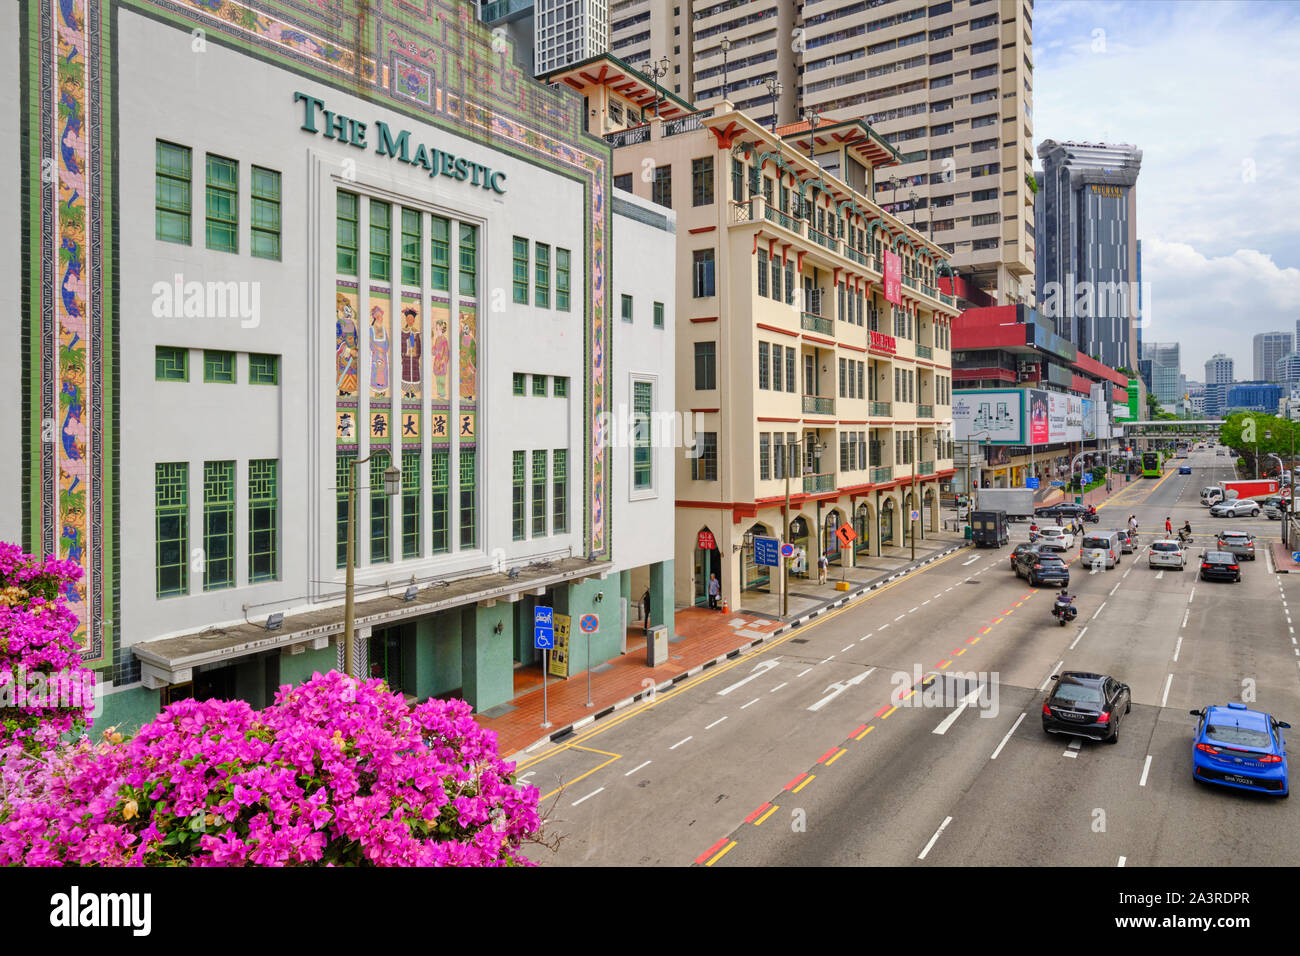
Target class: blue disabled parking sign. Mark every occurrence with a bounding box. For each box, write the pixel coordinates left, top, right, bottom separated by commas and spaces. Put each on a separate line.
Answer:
534, 606, 555, 650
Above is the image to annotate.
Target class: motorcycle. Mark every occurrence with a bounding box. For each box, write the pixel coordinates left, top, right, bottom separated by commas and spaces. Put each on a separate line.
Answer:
1052, 596, 1078, 627
1084, 506, 1099, 523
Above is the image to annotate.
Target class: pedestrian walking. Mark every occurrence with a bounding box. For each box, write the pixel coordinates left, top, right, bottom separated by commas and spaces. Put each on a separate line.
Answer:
707, 572, 720, 611
817, 552, 829, 585
641, 588, 651, 632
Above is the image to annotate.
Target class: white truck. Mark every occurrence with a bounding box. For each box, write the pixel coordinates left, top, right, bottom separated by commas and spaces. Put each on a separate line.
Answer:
973, 487, 1036, 520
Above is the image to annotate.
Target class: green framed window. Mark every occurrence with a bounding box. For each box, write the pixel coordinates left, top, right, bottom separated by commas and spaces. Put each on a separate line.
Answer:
370, 451, 392, 564
512, 236, 529, 304
535, 243, 551, 308
553, 376, 568, 397
401, 452, 421, 559
654, 301, 665, 329
458, 223, 478, 297
556, 248, 571, 311
512, 450, 526, 541
248, 353, 278, 385
156, 141, 192, 245
250, 166, 281, 260
533, 374, 548, 397
691, 156, 714, 207
553, 449, 568, 534
248, 458, 279, 583
633, 380, 653, 490
369, 200, 391, 281
621, 294, 633, 322
155, 462, 189, 598
203, 460, 236, 591
336, 453, 355, 569
430, 215, 450, 291
459, 448, 477, 549
431, 449, 450, 554
205, 154, 238, 253
513, 372, 526, 396
337, 191, 359, 275
532, 450, 547, 537
401, 207, 422, 286
204, 350, 235, 384
155, 346, 188, 382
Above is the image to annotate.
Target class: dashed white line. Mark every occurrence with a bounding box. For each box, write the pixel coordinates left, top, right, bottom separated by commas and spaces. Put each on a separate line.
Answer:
821, 656, 835, 664
1173, 636, 1183, 662
572, 787, 605, 806
895, 614, 906, 622
879, 623, 890, 631
1182, 609, 1189, 629
1161, 673, 1174, 708
962, 556, 979, 566
1092, 601, 1107, 621
1063, 739, 1082, 758
843, 644, 856, 652
1139, 755, 1152, 787
1123, 567, 1132, 578
1118, 856, 1127, 868
990, 712, 1027, 760
1189, 587, 1196, 603
922, 600, 931, 606
796, 667, 813, 677
1069, 626, 1088, 650
1039, 661, 1065, 692
741, 697, 761, 709
860, 633, 873, 642
917, 816, 953, 861
1156, 570, 1165, 581
624, 760, 652, 776
705, 717, 728, 730
770, 682, 788, 693
669, 736, 693, 750
1110, 581, 1121, 596
909, 607, 920, 614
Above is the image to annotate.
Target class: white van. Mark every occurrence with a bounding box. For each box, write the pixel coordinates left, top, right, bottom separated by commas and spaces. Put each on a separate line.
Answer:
1080, 531, 1121, 569
1200, 486, 1223, 506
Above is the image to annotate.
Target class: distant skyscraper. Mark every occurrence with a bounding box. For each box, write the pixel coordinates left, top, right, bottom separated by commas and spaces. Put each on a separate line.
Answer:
1278, 353, 1300, 391
477, 0, 609, 77
1253, 331, 1292, 383
1035, 140, 1143, 369
1142, 341, 1181, 405
1205, 353, 1234, 385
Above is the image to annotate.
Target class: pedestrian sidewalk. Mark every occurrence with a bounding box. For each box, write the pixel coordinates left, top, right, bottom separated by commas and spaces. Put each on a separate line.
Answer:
1270, 541, 1300, 573
474, 533, 971, 758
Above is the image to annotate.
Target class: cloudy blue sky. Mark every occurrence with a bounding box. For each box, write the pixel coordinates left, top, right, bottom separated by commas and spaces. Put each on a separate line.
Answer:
1033, 0, 1300, 378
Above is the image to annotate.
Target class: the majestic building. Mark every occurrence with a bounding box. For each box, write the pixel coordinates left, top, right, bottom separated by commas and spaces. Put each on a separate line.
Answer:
1253, 331, 1292, 384
1034, 140, 1142, 370
541, 53, 960, 614
2, 0, 675, 729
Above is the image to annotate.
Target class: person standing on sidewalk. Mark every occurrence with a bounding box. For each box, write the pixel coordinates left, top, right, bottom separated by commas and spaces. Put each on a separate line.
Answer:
707, 573, 721, 610
641, 588, 651, 633
817, 552, 829, 585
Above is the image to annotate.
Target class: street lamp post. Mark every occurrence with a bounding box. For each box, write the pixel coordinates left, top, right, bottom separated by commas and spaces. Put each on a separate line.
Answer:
344, 455, 401, 678
765, 77, 783, 132
643, 56, 670, 119
783, 435, 826, 618
803, 107, 821, 162
719, 36, 731, 101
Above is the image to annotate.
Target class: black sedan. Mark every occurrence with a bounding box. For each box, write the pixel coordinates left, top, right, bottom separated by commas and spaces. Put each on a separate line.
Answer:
1013, 548, 1070, 587
1042, 672, 1132, 744
1009, 541, 1040, 570
1035, 503, 1098, 523
1200, 550, 1242, 582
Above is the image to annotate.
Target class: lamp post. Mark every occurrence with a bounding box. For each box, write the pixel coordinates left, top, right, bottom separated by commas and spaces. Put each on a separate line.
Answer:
719, 36, 731, 101
783, 434, 827, 618
343, 454, 401, 678
803, 106, 821, 162
643, 56, 670, 119
765, 76, 783, 132
908, 190, 919, 227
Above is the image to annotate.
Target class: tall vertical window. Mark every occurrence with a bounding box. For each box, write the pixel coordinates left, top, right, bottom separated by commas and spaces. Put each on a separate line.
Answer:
759, 433, 771, 480
513, 236, 530, 304
512, 450, 526, 541
633, 381, 653, 490
757, 248, 768, 297
774, 433, 786, 479
621, 294, 633, 322
771, 253, 782, 302
691, 432, 718, 481
692, 156, 714, 206
249, 459, 279, 582
156, 462, 189, 597
532, 450, 548, 536
535, 243, 551, 308
758, 342, 770, 390
429, 215, 450, 291
400, 452, 421, 559
695, 342, 716, 390
556, 248, 572, 311
785, 261, 795, 305
459, 223, 478, 297
839, 358, 847, 398
203, 460, 235, 591
400, 208, 422, 286
205, 154, 238, 253
369, 452, 392, 564
772, 344, 782, 391
369, 200, 392, 281
431, 450, 450, 554
155, 346, 188, 382
654, 301, 665, 329
692, 249, 715, 297
785, 348, 796, 393
336, 454, 354, 569
250, 166, 281, 260
337, 191, 359, 275
459, 449, 477, 549
553, 449, 568, 534
155, 141, 192, 244
731, 158, 743, 202
652, 164, 672, 208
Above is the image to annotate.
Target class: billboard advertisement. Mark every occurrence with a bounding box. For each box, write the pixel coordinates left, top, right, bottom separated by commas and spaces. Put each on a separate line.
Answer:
953, 389, 1025, 444
1027, 389, 1050, 444
1067, 394, 1084, 442
1047, 392, 1069, 443
1114, 378, 1140, 422
884, 249, 902, 305
1082, 399, 1096, 440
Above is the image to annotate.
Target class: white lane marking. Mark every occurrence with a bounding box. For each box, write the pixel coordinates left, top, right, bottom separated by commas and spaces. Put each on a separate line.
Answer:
1118, 856, 1127, 867
895, 614, 906, 622
1173, 636, 1183, 662
1039, 661, 1064, 692
860, 633, 873, 642
624, 760, 652, 776
917, 816, 953, 861
770, 682, 788, 693
879, 623, 890, 631
669, 736, 693, 750
1139, 755, 1152, 787
796, 667, 813, 677
910, 607, 919, 614
717, 659, 781, 697
807, 667, 876, 712
1161, 673, 1174, 708
946, 586, 954, 591
572, 787, 605, 806
1123, 567, 1132, 578
741, 697, 761, 709
843, 644, 856, 652
1182, 609, 1189, 629
518, 771, 536, 782
821, 656, 835, 664
1092, 601, 1107, 621
990, 712, 1027, 760
1063, 739, 1082, 758
1189, 587, 1196, 603
1110, 581, 1121, 595
1069, 626, 1088, 650
933, 686, 985, 735
922, 600, 931, 606
705, 717, 728, 730
962, 556, 979, 566
1156, 570, 1165, 581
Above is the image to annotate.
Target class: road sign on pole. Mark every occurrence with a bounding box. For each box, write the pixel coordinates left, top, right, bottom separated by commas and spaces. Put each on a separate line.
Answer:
780, 542, 796, 558
534, 606, 555, 650
754, 536, 780, 567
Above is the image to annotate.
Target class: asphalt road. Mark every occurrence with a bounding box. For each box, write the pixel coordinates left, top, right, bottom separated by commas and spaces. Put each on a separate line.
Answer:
521, 446, 1300, 867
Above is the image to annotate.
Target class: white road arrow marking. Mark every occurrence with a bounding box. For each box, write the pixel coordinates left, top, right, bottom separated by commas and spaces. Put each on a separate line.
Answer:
932, 686, 985, 735
717, 658, 781, 696
807, 667, 876, 712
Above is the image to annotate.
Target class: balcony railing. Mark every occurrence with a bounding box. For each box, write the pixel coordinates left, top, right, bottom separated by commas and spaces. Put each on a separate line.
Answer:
922, 285, 938, 299
919, 460, 935, 476
871, 466, 893, 483
916, 344, 933, 360
732, 201, 757, 223
662, 114, 705, 137
845, 247, 868, 267
801, 312, 833, 335
808, 229, 839, 253
870, 401, 892, 417
802, 395, 835, 415
917, 404, 934, 418
803, 473, 835, 493
902, 275, 919, 290
603, 124, 650, 148
939, 292, 955, 307
764, 205, 803, 234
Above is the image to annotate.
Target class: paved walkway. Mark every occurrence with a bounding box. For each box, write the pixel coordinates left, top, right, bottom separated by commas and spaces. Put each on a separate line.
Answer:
1270, 541, 1300, 573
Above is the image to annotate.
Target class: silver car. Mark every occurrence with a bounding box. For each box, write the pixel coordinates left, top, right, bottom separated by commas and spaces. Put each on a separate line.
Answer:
1215, 531, 1257, 561
1210, 498, 1260, 518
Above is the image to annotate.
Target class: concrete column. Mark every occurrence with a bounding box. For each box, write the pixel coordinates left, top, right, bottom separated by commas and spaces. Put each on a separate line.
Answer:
460, 603, 513, 712
558, 576, 619, 673
650, 559, 675, 635
279, 644, 338, 689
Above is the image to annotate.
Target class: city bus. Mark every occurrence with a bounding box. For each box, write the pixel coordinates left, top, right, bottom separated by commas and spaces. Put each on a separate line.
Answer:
1141, 450, 1163, 478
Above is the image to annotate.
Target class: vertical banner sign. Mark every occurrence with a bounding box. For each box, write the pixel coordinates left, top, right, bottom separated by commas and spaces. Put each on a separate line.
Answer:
884, 249, 902, 306
1028, 389, 1049, 445
550, 613, 571, 678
